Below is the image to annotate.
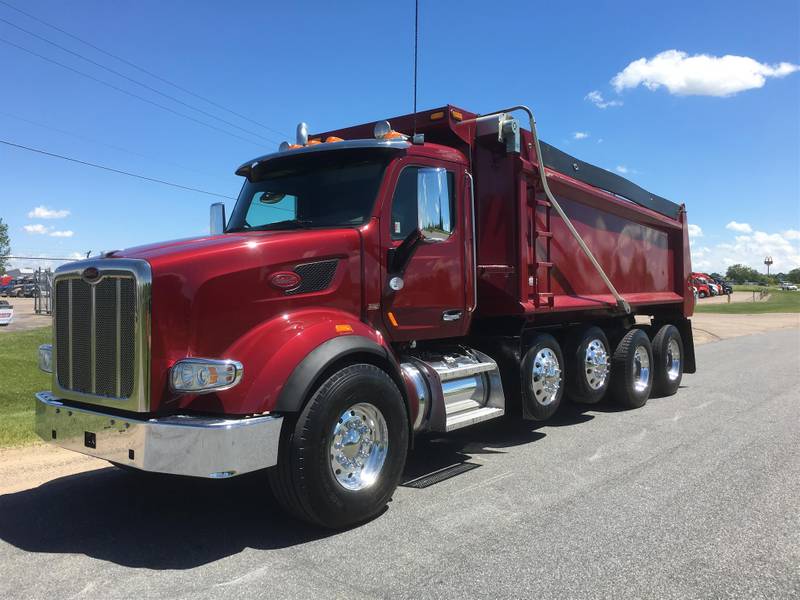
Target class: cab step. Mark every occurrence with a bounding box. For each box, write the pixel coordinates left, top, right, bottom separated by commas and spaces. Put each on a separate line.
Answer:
446, 406, 505, 432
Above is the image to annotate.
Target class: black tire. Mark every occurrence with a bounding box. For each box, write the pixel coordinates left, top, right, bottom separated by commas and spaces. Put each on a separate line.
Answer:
609, 328, 654, 409
268, 363, 408, 529
520, 333, 565, 421
651, 324, 683, 397
564, 326, 611, 405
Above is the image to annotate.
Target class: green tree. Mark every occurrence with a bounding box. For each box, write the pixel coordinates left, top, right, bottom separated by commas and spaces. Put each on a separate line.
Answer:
725, 263, 763, 283
0, 218, 10, 275
787, 268, 800, 284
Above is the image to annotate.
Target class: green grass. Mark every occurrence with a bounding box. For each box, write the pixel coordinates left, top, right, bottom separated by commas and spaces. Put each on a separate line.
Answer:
0, 327, 50, 447
695, 290, 800, 314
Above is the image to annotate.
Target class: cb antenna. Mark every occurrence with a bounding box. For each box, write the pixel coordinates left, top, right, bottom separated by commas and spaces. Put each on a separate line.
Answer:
412, 0, 419, 136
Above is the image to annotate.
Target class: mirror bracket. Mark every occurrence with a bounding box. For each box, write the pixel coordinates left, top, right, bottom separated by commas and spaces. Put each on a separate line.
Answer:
210, 203, 226, 235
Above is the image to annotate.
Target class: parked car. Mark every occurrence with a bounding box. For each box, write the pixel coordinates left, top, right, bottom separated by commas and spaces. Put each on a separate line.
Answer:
780, 282, 798, 291
691, 275, 711, 298
0, 279, 18, 296
0, 300, 13, 326
711, 278, 733, 294
7, 280, 38, 298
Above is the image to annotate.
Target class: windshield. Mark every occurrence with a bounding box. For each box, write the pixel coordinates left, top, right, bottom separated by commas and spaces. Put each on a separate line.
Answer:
227, 150, 391, 232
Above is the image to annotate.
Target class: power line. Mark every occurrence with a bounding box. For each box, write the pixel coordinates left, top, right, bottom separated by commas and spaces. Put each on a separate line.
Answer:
0, 138, 236, 199
0, 110, 210, 176
0, 35, 268, 148
0, 0, 290, 139
6, 255, 76, 261
0, 16, 281, 145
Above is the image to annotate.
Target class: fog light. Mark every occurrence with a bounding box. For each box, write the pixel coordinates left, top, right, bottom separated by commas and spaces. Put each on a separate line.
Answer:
170, 358, 243, 394
38, 344, 52, 373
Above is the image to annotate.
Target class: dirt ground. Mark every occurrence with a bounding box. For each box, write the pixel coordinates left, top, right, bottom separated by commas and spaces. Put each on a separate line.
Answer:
696, 291, 769, 305
1, 311, 798, 495
0, 297, 51, 333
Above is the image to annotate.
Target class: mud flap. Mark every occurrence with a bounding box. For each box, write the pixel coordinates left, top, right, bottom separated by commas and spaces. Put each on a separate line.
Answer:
656, 317, 696, 374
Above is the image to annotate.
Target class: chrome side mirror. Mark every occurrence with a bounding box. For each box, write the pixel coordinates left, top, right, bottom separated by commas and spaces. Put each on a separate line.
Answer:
210, 202, 226, 235
417, 167, 452, 242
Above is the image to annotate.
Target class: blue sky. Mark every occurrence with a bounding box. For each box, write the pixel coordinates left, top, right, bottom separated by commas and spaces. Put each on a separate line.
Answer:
1, 0, 798, 273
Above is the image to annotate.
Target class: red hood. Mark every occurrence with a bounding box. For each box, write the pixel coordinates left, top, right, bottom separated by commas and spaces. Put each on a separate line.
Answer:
113, 228, 365, 414
117, 231, 287, 263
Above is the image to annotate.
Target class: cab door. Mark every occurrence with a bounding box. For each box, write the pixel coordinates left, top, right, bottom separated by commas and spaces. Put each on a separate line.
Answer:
380, 157, 472, 341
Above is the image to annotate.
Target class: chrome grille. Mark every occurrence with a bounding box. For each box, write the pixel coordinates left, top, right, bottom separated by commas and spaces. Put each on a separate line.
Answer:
54, 275, 136, 399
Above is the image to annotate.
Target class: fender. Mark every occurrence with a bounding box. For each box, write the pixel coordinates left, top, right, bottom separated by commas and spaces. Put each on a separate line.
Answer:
274, 334, 394, 412
180, 308, 407, 417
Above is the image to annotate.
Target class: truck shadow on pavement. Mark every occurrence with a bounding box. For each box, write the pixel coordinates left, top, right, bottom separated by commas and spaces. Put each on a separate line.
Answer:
0, 467, 332, 569
0, 398, 635, 569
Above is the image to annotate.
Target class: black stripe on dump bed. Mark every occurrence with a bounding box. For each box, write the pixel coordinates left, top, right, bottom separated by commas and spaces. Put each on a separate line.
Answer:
539, 141, 681, 220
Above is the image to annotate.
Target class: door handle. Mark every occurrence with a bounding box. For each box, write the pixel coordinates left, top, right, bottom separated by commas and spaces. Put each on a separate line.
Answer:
442, 309, 463, 322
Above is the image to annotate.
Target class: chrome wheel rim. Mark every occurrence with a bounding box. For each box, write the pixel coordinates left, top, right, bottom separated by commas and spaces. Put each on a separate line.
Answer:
633, 345, 651, 393
329, 402, 388, 491
531, 347, 562, 406
666, 338, 681, 381
584, 339, 609, 390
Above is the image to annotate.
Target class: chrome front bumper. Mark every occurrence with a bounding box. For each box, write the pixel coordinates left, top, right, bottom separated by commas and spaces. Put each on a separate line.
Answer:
34, 391, 283, 478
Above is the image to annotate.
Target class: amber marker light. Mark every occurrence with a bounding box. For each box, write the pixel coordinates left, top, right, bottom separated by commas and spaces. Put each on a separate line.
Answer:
387, 312, 399, 327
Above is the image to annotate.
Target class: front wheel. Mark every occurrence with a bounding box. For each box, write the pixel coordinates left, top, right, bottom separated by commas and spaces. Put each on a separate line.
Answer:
269, 363, 408, 529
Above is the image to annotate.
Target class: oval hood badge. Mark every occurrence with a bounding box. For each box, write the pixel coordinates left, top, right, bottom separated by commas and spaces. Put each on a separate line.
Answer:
81, 267, 101, 283
269, 271, 301, 290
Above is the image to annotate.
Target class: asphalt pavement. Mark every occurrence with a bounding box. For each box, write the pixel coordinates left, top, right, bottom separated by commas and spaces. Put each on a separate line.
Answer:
0, 329, 798, 599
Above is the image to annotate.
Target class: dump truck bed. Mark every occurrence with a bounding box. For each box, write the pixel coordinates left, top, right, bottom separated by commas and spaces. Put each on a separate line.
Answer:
467, 114, 693, 320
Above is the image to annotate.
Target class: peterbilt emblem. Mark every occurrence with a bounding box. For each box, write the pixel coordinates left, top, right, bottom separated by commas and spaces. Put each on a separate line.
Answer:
81, 267, 101, 283
269, 271, 301, 290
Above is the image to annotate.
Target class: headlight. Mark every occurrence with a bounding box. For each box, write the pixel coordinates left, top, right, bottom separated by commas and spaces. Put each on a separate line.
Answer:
38, 344, 53, 373
170, 358, 243, 394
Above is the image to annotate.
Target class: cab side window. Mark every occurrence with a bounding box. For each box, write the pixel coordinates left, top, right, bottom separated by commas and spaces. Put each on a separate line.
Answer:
391, 167, 455, 241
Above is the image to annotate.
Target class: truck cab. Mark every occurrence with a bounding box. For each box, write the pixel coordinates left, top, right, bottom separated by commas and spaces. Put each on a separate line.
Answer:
35, 105, 696, 528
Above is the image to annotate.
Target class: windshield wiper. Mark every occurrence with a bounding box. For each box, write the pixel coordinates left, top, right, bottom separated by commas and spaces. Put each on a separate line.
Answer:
228, 219, 313, 233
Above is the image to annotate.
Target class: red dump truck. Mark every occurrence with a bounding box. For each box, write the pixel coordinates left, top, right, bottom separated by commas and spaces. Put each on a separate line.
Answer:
35, 104, 695, 528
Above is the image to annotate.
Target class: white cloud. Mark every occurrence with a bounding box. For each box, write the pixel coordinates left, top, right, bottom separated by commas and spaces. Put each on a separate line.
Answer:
611, 50, 799, 97
688, 224, 703, 239
573, 131, 590, 140
24, 224, 49, 235
690, 224, 800, 272
726, 221, 752, 233
596, 138, 603, 144
615, 165, 629, 174
585, 90, 623, 109
23, 223, 75, 237
28, 205, 70, 219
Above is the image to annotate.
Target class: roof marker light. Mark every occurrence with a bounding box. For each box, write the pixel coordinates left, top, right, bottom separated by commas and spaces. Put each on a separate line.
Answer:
430, 111, 445, 120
